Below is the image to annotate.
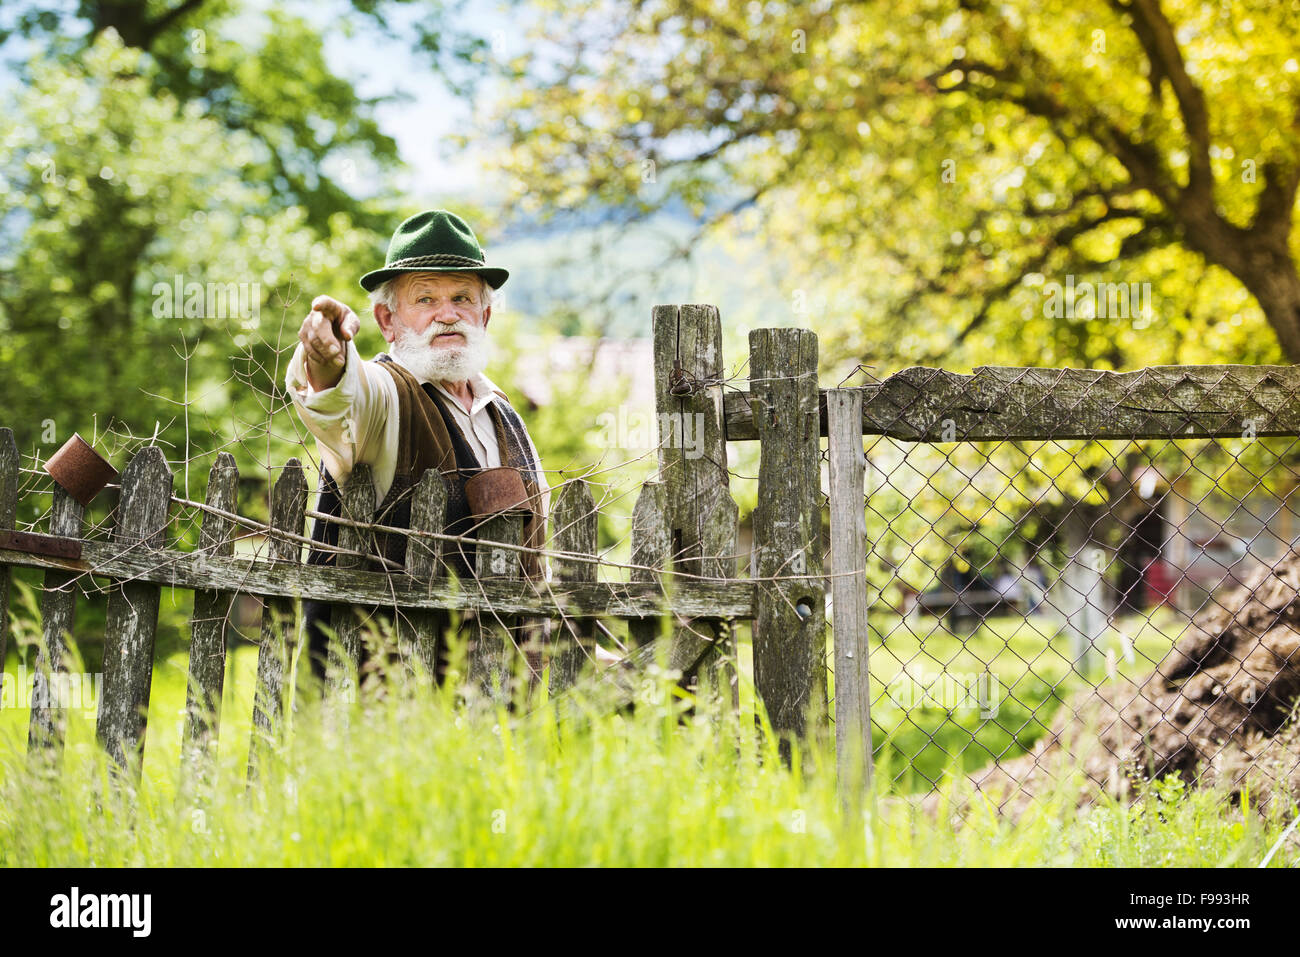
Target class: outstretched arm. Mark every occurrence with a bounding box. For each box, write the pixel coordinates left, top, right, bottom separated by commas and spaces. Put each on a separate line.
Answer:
285, 296, 397, 494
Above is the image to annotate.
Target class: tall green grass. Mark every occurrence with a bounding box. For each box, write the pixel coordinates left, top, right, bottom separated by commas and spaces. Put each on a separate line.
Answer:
1, 641, 1294, 867
864, 608, 1188, 788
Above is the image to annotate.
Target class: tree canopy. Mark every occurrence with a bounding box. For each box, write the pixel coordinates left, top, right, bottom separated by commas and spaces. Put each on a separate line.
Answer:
0, 32, 383, 496
487, 0, 1300, 371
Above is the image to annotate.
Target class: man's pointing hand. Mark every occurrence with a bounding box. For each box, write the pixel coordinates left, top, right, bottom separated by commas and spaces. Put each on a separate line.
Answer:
300, 295, 361, 392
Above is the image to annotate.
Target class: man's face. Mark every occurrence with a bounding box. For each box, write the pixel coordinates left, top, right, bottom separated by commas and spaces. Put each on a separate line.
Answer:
374, 271, 493, 384
377, 271, 490, 347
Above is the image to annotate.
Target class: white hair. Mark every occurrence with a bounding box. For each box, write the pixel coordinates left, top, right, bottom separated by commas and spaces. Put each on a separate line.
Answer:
368, 272, 493, 313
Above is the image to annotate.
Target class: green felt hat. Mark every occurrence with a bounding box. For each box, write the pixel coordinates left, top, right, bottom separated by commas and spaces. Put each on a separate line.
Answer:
359, 209, 509, 293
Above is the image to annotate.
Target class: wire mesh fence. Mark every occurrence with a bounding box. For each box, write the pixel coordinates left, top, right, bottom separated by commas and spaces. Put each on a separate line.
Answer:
823, 364, 1300, 815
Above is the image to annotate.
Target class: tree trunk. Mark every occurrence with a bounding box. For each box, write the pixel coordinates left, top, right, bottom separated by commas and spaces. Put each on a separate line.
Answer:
1181, 209, 1300, 363
1238, 247, 1300, 364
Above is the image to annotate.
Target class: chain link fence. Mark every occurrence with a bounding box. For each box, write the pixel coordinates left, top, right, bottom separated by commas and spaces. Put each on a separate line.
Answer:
821, 365, 1300, 814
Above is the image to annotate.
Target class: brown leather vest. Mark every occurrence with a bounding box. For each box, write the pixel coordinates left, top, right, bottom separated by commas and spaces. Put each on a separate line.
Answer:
304, 357, 545, 583
371, 358, 545, 581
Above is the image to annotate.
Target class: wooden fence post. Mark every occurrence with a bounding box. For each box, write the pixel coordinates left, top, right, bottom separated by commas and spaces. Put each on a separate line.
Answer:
827, 389, 873, 802
399, 469, 448, 682
471, 512, 524, 705
249, 459, 306, 780
628, 479, 670, 648
180, 453, 238, 786
550, 478, 596, 693
97, 446, 173, 777
750, 327, 827, 755
0, 429, 16, 673
329, 464, 375, 696
650, 304, 740, 690
27, 484, 86, 757
698, 496, 740, 711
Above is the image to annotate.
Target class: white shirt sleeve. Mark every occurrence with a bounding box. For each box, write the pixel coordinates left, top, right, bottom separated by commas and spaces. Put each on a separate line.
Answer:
284, 340, 400, 504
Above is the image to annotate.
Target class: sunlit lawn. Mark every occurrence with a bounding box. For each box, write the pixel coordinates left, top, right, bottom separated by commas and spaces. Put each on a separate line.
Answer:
2, 605, 1293, 867
857, 607, 1186, 789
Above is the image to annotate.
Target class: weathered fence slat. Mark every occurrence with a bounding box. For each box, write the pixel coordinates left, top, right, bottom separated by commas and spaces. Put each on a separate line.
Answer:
97, 447, 174, 777
628, 479, 669, 648
651, 303, 741, 691
827, 389, 873, 802
398, 469, 449, 681
696, 489, 739, 710
470, 512, 524, 704
750, 328, 827, 752
329, 464, 375, 695
550, 478, 596, 693
181, 453, 238, 785
0, 540, 758, 618
723, 364, 1300, 442
248, 459, 306, 780
27, 485, 86, 756
0, 429, 16, 672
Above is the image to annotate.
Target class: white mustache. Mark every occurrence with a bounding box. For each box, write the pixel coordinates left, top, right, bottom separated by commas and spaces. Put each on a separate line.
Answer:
407, 321, 480, 347
391, 318, 490, 383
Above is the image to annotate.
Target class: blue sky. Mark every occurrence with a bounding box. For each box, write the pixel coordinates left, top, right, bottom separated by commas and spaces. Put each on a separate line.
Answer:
310, 0, 526, 199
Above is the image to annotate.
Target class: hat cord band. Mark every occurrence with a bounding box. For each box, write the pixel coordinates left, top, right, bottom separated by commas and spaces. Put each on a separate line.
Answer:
388, 253, 486, 269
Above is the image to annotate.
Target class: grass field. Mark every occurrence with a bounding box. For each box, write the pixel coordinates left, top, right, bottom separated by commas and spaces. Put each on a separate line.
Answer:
1, 610, 1295, 866
863, 608, 1189, 790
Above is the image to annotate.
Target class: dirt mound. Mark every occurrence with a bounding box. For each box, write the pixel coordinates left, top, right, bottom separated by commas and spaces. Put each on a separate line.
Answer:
956, 552, 1300, 817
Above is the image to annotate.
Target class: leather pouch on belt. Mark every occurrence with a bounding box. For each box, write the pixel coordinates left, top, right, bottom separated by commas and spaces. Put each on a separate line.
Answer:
464, 466, 532, 517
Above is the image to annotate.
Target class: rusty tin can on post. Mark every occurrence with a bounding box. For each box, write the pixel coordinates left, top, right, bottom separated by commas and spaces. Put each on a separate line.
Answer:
464, 466, 531, 517
44, 433, 118, 506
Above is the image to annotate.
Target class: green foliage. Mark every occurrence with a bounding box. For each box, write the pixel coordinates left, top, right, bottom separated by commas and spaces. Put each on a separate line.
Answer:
486, 0, 1300, 370
0, 30, 387, 498
1083, 771, 1286, 867
0, 0, 489, 231
1, 642, 1294, 866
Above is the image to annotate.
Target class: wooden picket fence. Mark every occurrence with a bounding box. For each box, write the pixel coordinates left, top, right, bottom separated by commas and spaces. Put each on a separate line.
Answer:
0, 305, 848, 791
5, 301, 1297, 807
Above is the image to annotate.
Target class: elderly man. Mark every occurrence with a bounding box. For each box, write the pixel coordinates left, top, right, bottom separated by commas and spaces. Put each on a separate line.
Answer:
286, 209, 549, 684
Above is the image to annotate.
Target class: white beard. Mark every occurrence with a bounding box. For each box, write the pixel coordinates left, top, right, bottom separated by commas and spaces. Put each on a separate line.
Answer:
390, 319, 491, 385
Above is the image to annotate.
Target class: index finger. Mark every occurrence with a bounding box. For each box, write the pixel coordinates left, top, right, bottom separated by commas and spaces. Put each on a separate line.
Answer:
311, 295, 346, 322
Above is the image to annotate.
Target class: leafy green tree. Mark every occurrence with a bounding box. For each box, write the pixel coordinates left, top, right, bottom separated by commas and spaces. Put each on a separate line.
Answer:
486, 0, 1300, 370
0, 0, 495, 231
0, 32, 382, 491
479, 0, 1300, 637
